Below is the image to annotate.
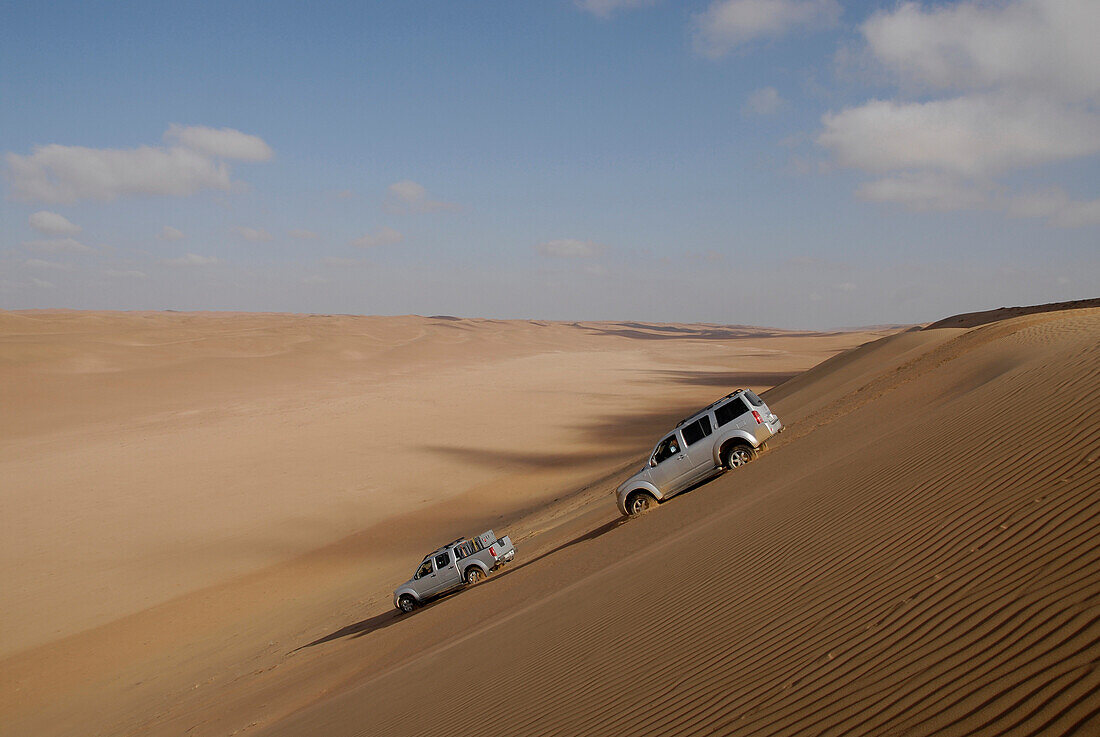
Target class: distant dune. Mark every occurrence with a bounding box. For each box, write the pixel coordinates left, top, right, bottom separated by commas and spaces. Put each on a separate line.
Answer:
923, 296, 1100, 330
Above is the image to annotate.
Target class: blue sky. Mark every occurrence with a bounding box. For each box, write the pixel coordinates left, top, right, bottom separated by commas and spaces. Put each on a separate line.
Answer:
2, 0, 1097, 327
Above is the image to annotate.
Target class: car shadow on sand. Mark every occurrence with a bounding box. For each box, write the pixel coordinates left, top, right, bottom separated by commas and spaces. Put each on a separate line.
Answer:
296, 517, 631, 650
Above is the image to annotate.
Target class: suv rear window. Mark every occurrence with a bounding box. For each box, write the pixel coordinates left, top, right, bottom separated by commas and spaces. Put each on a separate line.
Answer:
681, 415, 713, 445
715, 397, 749, 427
744, 390, 764, 406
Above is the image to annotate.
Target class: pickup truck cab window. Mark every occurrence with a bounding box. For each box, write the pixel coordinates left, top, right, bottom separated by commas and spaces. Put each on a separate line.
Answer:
434, 553, 450, 569
415, 560, 433, 579
653, 434, 680, 465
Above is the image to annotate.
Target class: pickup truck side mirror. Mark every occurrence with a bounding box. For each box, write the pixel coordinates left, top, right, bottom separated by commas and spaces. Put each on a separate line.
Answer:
648, 457, 657, 468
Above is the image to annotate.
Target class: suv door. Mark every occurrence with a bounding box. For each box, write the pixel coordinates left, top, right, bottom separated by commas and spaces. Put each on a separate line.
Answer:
679, 414, 716, 482
433, 551, 461, 593
648, 432, 695, 494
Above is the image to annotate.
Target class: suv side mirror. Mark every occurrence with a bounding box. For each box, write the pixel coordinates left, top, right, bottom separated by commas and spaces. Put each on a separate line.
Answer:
649, 457, 657, 468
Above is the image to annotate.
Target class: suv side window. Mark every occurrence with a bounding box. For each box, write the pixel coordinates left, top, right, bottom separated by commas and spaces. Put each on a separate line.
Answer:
435, 553, 450, 569
416, 560, 433, 579
652, 434, 680, 464
681, 416, 713, 445
715, 397, 750, 427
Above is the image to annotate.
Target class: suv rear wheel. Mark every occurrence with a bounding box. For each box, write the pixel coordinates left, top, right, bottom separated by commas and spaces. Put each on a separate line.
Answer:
465, 568, 484, 585
626, 491, 656, 516
724, 443, 756, 469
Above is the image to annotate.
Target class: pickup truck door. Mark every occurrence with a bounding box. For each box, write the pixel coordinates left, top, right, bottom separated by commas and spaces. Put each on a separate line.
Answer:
649, 432, 695, 494
432, 551, 462, 594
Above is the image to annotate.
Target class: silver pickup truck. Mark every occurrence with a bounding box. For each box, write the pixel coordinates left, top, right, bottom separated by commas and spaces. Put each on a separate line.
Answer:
616, 388, 782, 516
393, 530, 515, 613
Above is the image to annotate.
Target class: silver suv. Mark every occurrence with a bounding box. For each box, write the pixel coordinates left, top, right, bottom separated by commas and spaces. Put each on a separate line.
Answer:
615, 389, 782, 516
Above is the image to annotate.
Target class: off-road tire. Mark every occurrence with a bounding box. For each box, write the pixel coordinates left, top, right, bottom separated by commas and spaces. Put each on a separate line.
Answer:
626, 491, 656, 516
465, 568, 485, 585
724, 443, 757, 469
398, 595, 416, 613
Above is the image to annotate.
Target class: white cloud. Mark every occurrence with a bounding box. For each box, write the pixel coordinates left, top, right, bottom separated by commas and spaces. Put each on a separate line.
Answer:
22, 237, 92, 253
820, 96, 1100, 178
5, 125, 271, 203
821, 0, 1100, 227
6, 143, 232, 203
1008, 190, 1100, 227
332, 189, 355, 200
165, 124, 273, 161
745, 87, 784, 115
863, 0, 1100, 101
693, 0, 841, 57
158, 225, 185, 241
25, 258, 75, 271
29, 210, 81, 235
350, 227, 403, 248
322, 256, 368, 266
165, 253, 219, 266
575, 0, 655, 18
536, 239, 603, 258
856, 172, 989, 212
103, 269, 148, 279
289, 229, 319, 239
30, 277, 56, 289
234, 226, 274, 242
385, 180, 459, 214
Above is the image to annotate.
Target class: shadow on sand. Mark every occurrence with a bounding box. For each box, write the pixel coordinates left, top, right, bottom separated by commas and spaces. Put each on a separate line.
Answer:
297, 517, 631, 650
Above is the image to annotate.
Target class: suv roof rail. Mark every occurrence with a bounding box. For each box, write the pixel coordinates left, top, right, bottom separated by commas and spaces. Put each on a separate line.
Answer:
675, 389, 743, 427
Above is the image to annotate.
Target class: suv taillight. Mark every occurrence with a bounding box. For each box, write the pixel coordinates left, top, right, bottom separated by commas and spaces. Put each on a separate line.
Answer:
752, 410, 763, 424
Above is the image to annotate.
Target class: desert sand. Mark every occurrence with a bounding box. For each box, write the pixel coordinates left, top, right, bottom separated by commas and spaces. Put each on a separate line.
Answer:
3, 304, 1098, 736
1, 310, 878, 736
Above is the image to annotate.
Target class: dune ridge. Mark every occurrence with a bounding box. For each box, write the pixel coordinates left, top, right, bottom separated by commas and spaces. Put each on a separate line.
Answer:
258, 307, 1100, 736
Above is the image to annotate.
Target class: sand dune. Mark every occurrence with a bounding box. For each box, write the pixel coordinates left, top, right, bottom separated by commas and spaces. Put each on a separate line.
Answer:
4, 305, 1097, 736
248, 306, 1100, 736
0, 311, 876, 736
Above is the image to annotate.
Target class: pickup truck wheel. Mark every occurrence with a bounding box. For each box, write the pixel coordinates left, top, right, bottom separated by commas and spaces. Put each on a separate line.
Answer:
465, 568, 484, 585
724, 444, 756, 469
626, 491, 655, 516
398, 595, 416, 613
